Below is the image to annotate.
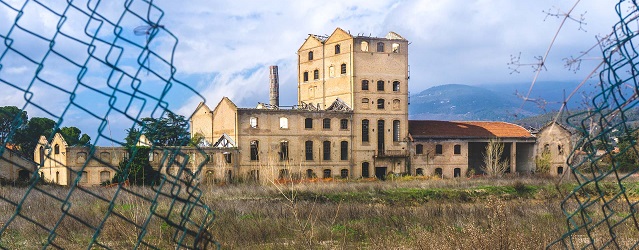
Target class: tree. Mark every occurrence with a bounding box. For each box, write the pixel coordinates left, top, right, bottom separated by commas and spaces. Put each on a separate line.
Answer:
112, 128, 159, 185
59, 126, 91, 146
14, 117, 56, 156
140, 111, 190, 146
481, 139, 509, 177
0, 106, 27, 144
535, 148, 552, 174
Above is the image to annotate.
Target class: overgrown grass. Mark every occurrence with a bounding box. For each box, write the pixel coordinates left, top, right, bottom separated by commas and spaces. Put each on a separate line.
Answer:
1, 176, 638, 249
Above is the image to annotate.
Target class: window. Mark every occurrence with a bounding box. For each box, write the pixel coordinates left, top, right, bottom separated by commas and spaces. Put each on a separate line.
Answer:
80, 171, 88, 183
435, 168, 443, 177
392, 43, 400, 53
323, 169, 331, 178
250, 117, 258, 128
306, 169, 315, 178
340, 63, 346, 74
340, 119, 348, 129
313, 69, 319, 80
362, 98, 370, 109
323, 118, 331, 129
323, 141, 331, 160
377, 42, 384, 52
280, 141, 289, 161
362, 80, 369, 90
416, 168, 424, 176
393, 120, 400, 142
340, 141, 348, 160
377, 80, 384, 91
361, 41, 369, 51
335, 44, 340, 54
303, 71, 308, 82
278, 169, 289, 179
393, 81, 400, 92
305, 141, 313, 160
435, 144, 443, 155
329, 65, 335, 77
250, 140, 259, 161
557, 167, 564, 175
340, 169, 348, 178
454, 168, 461, 178
454, 145, 461, 154
100, 171, 110, 183
392, 99, 400, 110
224, 153, 232, 163
558, 145, 564, 155
308, 51, 313, 60
362, 119, 369, 142
377, 99, 385, 109
305, 118, 313, 129
54, 144, 60, 154
362, 162, 370, 178
280, 117, 288, 129
416, 144, 423, 154
543, 144, 550, 154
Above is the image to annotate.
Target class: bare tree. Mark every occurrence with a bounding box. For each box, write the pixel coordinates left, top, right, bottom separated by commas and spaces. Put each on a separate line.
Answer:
482, 139, 509, 177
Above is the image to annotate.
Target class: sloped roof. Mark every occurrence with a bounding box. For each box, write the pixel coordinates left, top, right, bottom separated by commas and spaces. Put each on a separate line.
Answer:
409, 120, 534, 139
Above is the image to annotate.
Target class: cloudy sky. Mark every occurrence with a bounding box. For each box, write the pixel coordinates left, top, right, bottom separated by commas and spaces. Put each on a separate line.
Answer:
0, 0, 623, 144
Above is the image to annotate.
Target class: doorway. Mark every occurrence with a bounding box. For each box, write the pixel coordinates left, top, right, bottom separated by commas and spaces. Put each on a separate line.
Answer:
375, 167, 387, 180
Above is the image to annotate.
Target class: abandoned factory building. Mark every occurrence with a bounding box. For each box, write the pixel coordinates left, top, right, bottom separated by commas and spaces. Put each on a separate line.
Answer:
30, 28, 571, 186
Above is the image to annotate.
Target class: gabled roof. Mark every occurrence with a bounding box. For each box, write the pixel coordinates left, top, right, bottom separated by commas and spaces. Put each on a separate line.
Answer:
536, 121, 572, 135
213, 133, 236, 148
212, 97, 237, 114
409, 120, 534, 139
385, 31, 406, 40
326, 98, 352, 112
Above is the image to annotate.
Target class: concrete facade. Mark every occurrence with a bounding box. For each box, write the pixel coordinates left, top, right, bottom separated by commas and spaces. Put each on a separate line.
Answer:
0, 146, 37, 182
535, 122, 572, 176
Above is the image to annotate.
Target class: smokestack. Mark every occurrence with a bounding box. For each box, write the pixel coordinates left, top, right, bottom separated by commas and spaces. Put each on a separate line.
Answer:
269, 65, 279, 107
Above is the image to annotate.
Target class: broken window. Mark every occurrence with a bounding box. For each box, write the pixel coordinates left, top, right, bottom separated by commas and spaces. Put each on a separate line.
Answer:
416, 144, 423, 154
250, 140, 259, 161
335, 44, 340, 54
416, 168, 424, 176
323, 141, 331, 160
393, 81, 400, 91
250, 117, 258, 128
224, 153, 232, 163
100, 171, 110, 183
393, 120, 400, 142
323, 169, 331, 178
305, 118, 313, 129
435, 168, 443, 177
362, 80, 369, 90
329, 65, 335, 77
305, 141, 313, 160
308, 51, 313, 60
435, 144, 443, 155
377, 42, 384, 52
278, 169, 289, 179
377, 99, 385, 109
340, 169, 348, 178
303, 71, 308, 82
362, 162, 370, 177
306, 169, 315, 178
361, 41, 369, 52
340, 141, 348, 160
280, 117, 288, 129
377, 80, 384, 91
558, 144, 564, 155
362, 98, 370, 109
313, 69, 319, 80
392, 43, 400, 53
80, 171, 88, 183
280, 141, 289, 161
362, 119, 369, 142
340, 119, 348, 130
323, 118, 331, 129
392, 99, 400, 110
340, 63, 346, 74
454, 145, 461, 155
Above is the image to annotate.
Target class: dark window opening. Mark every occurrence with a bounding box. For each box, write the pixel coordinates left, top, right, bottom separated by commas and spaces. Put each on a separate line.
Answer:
557, 167, 564, 175
377, 120, 385, 153
393, 120, 400, 142
305, 141, 313, 160
435, 144, 443, 155
308, 51, 313, 60
313, 69, 319, 80
306, 169, 315, 178
340, 141, 348, 160
280, 141, 289, 161
340, 119, 348, 129
323, 169, 332, 178
454, 145, 461, 155
416, 144, 423, 155
558, 145, 564, 155
435, 168, 443, 177
377, 42, 384, 52
362, 162, 370, 178
362, 80, 369, 90
377, 99, 385, 109
224, 153, 232, 163
393, 81, 400, 92
250, 141, 259, 161
340, 63, 346, 74
362, 119, 369, 142
340, 169, 348, 178
416, 168, 424, 176
377, 80, 384, 91
305, 118, 313, 129
54, 144, 60, 154
323, 141, 331, 160
454, 168, 461, 178
335, 44, 340, 54
303, 71, 308, 82
323, 118, 331, 129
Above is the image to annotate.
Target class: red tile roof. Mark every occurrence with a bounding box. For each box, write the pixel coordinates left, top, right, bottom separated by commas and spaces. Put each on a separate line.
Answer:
409, 120, 533, 139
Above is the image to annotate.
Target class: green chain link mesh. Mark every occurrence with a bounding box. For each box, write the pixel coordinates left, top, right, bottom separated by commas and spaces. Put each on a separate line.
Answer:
0, 0, 217, 248
549, 0, 639, 249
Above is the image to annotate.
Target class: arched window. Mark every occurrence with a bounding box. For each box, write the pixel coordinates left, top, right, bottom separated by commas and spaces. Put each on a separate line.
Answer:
416, 144, 424, 154
436, 144, 443, 154
392, 99, 400, 110
454, 145, 461, 154
377, 99, 385, 109
377, 42, 384, 52
303, 71, 308, 82
454, 168, 461, 178
361, 98, 370, 109
313, 69, 319, 80
377, 80, 384, 91
54, 144, 60, 154
335, 44, 341, 54
362, 162, 370, 178
340, 169, 349, 178
435, 168, 443, 177
323, 141, 331, 160
306, 169, 315, 178
393, 81, 400, 92
340, 63, 346, 74
361, 80, 369, 90
323, 169, 332, 178
308, 51, 313, 60
362, 119, 369, 142
416, 168, 424, 176
361, 41, 369, 51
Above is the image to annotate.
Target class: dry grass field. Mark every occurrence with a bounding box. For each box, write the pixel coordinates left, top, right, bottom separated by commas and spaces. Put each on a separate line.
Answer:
1, 176, 638, 249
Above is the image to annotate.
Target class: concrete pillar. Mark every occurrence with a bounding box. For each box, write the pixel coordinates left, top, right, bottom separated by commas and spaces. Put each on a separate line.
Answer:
510, 142, 517, 173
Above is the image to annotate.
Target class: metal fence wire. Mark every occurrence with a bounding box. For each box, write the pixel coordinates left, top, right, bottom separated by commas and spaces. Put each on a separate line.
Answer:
550, 0, 639, 249
0, 0, 217, 249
